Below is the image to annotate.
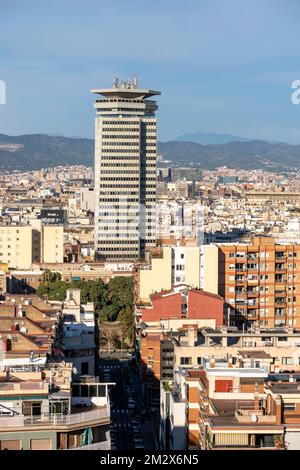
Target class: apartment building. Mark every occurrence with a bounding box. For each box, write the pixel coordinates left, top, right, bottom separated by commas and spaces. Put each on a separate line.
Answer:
137, 285, 224, 405
91, 78, 160, 261
0, 224, 64, 269
0, 297, 60, 359
42, 225, 64, 264
62, 289, 97, 376
162, 324, 300, 374
160, 362, 300, 450
138, 245, 219, 303
218, 236, 300, 328
138, 285, 223, 325
0, 361, 110, 450
0, 226, 32, 270
79, 187, 95, 213
0, 293, 111, 450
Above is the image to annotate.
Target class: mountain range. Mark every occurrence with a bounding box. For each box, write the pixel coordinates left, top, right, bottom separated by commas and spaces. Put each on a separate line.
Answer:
174, 131, 251, 145
0, 133, 300, 172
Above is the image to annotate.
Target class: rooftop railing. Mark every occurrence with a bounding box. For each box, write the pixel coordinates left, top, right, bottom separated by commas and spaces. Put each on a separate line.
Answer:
0, 408, 109, 429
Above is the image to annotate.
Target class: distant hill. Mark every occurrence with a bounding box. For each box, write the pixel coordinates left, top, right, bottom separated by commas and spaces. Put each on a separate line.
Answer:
158, 140, 300, 171
0, 134, 94, 171
174, 131, 251, 145
0, 133, 300, 172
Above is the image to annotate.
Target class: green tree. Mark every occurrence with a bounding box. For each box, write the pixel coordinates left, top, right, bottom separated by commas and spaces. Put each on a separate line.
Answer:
100, 303, 119, 322
117, 306, 134, 346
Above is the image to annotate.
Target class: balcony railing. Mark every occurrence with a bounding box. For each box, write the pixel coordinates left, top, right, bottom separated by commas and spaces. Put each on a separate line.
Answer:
235, 407, 276, 423
0, 382, 48, 394
0, 408, 109, 429
67, 441, 111, 450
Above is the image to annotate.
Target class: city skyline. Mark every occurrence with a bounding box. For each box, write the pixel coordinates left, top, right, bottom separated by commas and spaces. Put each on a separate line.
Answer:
1, 0, 300, 143
2, 0, 300, 456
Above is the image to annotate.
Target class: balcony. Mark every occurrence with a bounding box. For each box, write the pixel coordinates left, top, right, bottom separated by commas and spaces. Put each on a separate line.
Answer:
67, 441, 111, 450
247, 291, 259, 297
0, 381, 48, 396
247, 265, 259, 271
0, 408, 110, 430
275, 277, 286, 283
275, 300, 286, 307
247, 254, 258, 261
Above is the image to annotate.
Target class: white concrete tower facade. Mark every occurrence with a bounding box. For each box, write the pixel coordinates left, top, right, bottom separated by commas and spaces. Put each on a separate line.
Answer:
91, 78, 160, 261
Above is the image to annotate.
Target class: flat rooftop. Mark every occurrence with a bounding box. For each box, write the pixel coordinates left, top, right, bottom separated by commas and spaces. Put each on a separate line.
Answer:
201, 327, 300, 337
267, 382, 300, 394
91, 87, 160, 99
238, 350, 272, 359
205, 367, 268, 378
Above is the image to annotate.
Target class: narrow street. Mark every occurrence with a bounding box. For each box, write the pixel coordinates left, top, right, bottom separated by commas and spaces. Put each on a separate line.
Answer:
99, 358, 156, 450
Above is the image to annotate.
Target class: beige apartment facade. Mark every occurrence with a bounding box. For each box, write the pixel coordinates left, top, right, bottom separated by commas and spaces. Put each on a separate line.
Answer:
0, 224, 64, 269
0, 226, 32, 269
42, 225, 64, 263
138, 245, 219, 303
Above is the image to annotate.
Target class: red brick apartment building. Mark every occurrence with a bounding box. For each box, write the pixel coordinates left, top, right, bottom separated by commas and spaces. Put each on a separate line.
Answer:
218, 236, 300, 328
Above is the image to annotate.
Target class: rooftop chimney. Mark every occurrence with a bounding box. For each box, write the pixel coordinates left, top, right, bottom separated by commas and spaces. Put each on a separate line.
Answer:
187, 327, 196, 347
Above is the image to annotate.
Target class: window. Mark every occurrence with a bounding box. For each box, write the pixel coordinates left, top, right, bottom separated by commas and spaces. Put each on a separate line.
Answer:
282, 357, 293, 365
97, 385, 106, 397
215, 380, 233, 392
72, 384, 80, 397
80, 384, 89, 396
180, 254, 184, 259
180, 357, 191, 365
176, 264, 184, 271
0, 440, 21, 450
284, 403, 296, 411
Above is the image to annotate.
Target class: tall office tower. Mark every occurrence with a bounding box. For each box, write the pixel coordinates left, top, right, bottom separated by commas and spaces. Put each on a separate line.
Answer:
91, 78, 160, 261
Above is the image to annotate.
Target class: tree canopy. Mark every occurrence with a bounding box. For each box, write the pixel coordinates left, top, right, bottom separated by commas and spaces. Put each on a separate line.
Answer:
37, 270, 134, 328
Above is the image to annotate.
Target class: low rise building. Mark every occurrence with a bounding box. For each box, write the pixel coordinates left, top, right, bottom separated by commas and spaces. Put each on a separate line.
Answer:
61, 288, 97, 376
0, 361, 110, 450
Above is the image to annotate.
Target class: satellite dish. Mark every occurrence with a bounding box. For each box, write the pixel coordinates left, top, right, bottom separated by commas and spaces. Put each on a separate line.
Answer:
251, 414, 258, 422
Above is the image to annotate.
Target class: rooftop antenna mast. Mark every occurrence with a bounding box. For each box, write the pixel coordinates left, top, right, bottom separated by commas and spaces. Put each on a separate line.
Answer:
133, 76, 139, 88
112, 77, 119, 88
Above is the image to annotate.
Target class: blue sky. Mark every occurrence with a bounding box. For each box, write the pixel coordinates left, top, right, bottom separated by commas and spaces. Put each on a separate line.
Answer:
1, 0, 300, 143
